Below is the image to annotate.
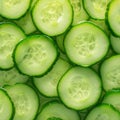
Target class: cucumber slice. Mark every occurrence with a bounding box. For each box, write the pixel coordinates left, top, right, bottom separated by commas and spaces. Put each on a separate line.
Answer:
36, 101, 80, 120
106, 0, 120, 36
56, 32, 66, 53
64, 22, 109, 67
13, 35, 58, 76
100, 55, 120, 91
58, 66, 102, 110
33, 58, 71, 97
0, 88, 14, 120
4, 84, 39, 120
0, 22, 26, 69
83, 0, 111, 19
89, 19, 110, 36
110, 34, 120, 54
102, 89, 120, 112
85, 104, 120, 120
14, 11, 37, 34
0, 0, 31, 19
0, 67, 29, 87
69, 0, 89, 25
32, 0, 73, 36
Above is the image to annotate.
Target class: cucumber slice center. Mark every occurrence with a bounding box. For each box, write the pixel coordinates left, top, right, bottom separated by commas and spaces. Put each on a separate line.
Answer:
69, 76, 90, 101
41, 1, 63, 26
0, 32, 17, 56
73, 32, 95, 57
12, 93, 30, 115
107, 66, 120, 86
22, 43, 47, 66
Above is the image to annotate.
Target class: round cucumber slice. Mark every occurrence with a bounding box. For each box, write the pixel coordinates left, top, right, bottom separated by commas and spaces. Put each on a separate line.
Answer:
85, 104, 120, 120
13, 35, 58, 76
64, 22, 109, 67
32, 0, 73, 36
58, 66, 102, 110
36, 101, 80, 120
4, 84, 39, 120
0, 22, 26, 69
0, 88, 14, 120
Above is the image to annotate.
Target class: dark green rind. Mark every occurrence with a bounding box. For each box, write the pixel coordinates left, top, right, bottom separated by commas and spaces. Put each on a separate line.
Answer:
36, 100, 81, 120
105, 0, 120, 37
101, 89, 120, 109
57, 66, 103, 111
0, 87, 15, 120
84, 103, 120, 120
82, 0, 110, 20
4, 83, 40, 120
0, 0, 32, 20
31, 0, 73, 36
99, 55, 120, 92
12, 34, 59, 77
63, 21, 110, 67
0, 21, 26, 70
33, 57, 72, 98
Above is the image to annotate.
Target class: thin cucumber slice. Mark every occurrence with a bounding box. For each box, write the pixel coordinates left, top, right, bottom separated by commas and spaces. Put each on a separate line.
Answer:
0, 22, 26, 69
0, 0, 31, 19
59, 52, 70, 62
110, 34, 120, 53
85, 104, 120, 120
0, 67, 29, 87
70, 0, 89, 25
56, 32, 66, 53
89, 18, 110, 36
100, 55, 120, 91
14, 0, 37, 34
64, 22, 109, 67
14, 11, 37, 34
13, 35, 58, 76
38, 95, 60, 113
106, 0, 120, 36
83, 0, 111, 19
102, 89, 120, 112
4, 84, 39, 120
36, 101, 80, 120
33, 58, 71, 97
0, 88, 14, 120
32, 0, 73, 36
58, 66, 102, 110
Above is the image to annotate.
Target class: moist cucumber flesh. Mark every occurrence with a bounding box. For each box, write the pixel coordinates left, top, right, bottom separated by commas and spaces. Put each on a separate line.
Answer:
0, 88, 14, 120
4, 84, 39, 120
58, 66, 102, 110
100, 55, 120, 91
83, 0, 111, 19
32, 0, 73, 36
85, 104, 120, 120
107, 0, 120, 36
0, 22, 26, 69
33, 58, 71, 97
13, 35, 58, 76
0, 0, 31, 19
64, 22, 109, 67
36, 101, 80, 120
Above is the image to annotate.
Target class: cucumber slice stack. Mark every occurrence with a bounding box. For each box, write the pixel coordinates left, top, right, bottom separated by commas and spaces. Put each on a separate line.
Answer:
0, 0, 120, 120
